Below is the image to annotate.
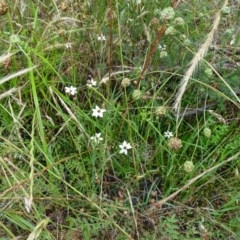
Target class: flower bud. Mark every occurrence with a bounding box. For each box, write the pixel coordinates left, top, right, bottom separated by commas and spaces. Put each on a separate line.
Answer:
0, 1, 8, 15
173, 17, 185, 26
160, 7, 175, 21
150, 17, 160, 29
221, 6, 230, 14
121, 78, 131, 88
203, 127, 212, 138
155, 106, 167, 117
183, 38, 191, 46
165, 26, 177, 35
168, 137, 182, 150
204, 68, 213, 78
184, 161, 194, 173
160, 51, 168, 58
132, 89, 143, 100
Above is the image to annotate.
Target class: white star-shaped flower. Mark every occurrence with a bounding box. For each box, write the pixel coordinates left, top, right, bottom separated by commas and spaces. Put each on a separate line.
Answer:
92, 105, 106, 118
97, 33, 106, 41
65, 86, 77, 96
65, 42, 72, 49
119, 141, 132, 155
164, 130, 174, 139
87, 78, 97, 87
90, 133, 103, 144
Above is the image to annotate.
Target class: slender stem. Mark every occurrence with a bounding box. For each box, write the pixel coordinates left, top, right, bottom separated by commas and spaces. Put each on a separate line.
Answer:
135, 0, 180, 89
108, 0, 113, 93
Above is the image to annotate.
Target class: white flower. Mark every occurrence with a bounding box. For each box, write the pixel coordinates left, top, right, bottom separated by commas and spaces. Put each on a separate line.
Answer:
90, 132, 103, 144
65, 42, 72, 49
87, 78, 97, 87
24, 197, 32, 213
65, 86, 77, 96
158, 45, 167, 58
158, 44, 166, 51
97, 33, 106, 41
92, 105, 106, 118
119, 141, 132, 155
164, 131, 174, 139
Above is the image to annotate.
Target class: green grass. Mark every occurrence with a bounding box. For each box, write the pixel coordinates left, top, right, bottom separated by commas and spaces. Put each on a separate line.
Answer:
0, 0, 240, 239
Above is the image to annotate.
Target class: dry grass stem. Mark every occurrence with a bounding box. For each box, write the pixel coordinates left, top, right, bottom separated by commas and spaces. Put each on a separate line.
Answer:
0, 66, 37, 85
49, 87, 89, 139
0, 52, 14, 64
173, 0, 228, 115
145, 149, 240, 214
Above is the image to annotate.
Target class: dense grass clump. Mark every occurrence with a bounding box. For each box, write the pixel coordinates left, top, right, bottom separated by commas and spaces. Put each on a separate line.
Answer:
0, 0, 240, 239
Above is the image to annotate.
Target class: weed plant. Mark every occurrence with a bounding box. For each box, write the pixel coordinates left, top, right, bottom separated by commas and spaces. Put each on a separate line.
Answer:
0, 0, 240, 239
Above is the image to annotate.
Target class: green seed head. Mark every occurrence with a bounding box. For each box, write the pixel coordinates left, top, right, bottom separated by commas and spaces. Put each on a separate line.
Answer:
121, 78, 131, 88
203, 127, 212, 138
132, 89, 143, 100
184, 161, 195, 173
160, 7, 175, 21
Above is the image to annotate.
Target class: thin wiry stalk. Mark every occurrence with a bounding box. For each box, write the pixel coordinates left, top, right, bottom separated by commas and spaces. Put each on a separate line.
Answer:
173, 0, 229, 116
108, 0, 113, 84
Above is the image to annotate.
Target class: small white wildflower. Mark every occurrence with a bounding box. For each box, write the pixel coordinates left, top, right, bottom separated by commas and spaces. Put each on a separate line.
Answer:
24, 197, 32, 213
92, 105, 106, 118
119, 141, 132, 155
65, 86, 77, 96
164, 131, 173, 139
87, 78, 97, 87
97, 33, 106, 41
65, 42, 72, 49
158, 44, 168, 58
158, 44, 167, 51
90, 132, 103, 144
